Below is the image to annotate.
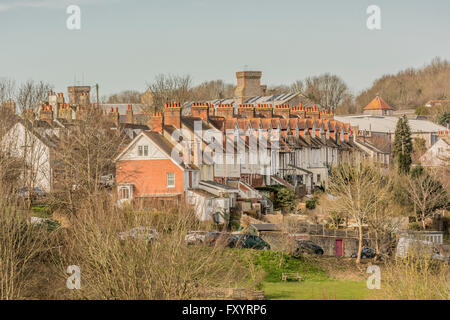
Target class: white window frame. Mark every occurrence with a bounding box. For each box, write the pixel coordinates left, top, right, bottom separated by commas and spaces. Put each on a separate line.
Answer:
167, 172, 175, 188
119, 186, 131, 200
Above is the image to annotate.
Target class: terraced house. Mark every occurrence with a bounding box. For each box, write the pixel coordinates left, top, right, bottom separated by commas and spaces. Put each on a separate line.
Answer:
115, 71, 363, 222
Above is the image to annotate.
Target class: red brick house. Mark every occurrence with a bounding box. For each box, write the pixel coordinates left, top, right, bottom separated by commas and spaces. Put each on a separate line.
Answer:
115, 130, 200, 208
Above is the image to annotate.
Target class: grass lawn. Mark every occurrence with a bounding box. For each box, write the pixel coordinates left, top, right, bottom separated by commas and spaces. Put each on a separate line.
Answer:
263, 279, 370, 300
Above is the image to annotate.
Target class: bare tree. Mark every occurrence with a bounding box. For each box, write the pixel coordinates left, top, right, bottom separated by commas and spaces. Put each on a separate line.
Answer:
15, 80, 53, 114
302, 73, 349, 109
328, 162, 390, 263
290, 80, 304, 94
107, 90, 142, 104
190, 80, 234, 101
356, 57, 450, 110
146, 74, 192, 112
405, 168, 448, 230
50, 107, 127, 214
0, 78, 16, 105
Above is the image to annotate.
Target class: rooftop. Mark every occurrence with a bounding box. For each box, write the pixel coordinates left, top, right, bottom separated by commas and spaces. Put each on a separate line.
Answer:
335, 115, 446, 133
363, 96, 393, 111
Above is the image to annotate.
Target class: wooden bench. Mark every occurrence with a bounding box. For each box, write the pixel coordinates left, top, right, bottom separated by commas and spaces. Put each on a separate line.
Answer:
282, 273, 302, 282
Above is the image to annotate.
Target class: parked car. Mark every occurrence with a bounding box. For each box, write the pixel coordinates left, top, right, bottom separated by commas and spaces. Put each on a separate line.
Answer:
293, 240, 324, 256
118, 227, 158, 243
204, 231, 233, 247
185, 231, 208, 245
351, 247, 376, 259
229, 234, 271, 250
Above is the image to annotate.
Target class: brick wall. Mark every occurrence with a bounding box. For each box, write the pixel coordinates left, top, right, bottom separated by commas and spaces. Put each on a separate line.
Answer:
116, 159, 185, 196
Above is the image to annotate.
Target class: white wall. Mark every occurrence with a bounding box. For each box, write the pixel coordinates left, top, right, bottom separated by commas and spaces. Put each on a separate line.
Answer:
1, 122, 51, 192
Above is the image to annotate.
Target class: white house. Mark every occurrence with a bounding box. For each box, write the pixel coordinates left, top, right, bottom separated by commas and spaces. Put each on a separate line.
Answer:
1, 120, 57, 192
420, 137, 449, 167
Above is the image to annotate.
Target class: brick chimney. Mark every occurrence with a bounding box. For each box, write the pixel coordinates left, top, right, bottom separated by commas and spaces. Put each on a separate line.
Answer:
23, 108, 35, 121
60, 104, 72, 121
126, 104, 134, 124
108, 107, 119, 126
152, 112, 163, 133
238, 104, 254, 118
40, 105, 54, 124
310, 105, 320, 119
273, 104, 290, 118
234, 71, 263, 104
291, 104, 306, 118
163, 102, 181, 128
191, 103, 209, 121
254, 104, 272, 118
215, 104, 234, 118
208, 103, 214, 117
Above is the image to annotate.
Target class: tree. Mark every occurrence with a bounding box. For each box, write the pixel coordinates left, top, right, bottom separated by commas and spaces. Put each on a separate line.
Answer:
393, 115, 413, 174
146, 74, 192, 112
50, 106, 127, 215
356, 57, 450, 110
107, 90, 142, 104
412, 137, 427, 162
406, 166, 448, 230
431, 103, 450, 127
301, 73, 350, 110
15, 80, 53, 114
190, 80, 235, 101
328, 162, 390, 263
290, 80, 304, 94
0, 78, 16, 105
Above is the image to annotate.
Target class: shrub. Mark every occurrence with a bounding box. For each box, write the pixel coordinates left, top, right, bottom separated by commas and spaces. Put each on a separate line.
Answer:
306, 198, 319, 210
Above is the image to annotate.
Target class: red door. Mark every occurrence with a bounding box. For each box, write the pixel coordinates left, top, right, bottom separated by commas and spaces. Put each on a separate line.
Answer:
336, 239, 343, 257
188, 171, 193, 188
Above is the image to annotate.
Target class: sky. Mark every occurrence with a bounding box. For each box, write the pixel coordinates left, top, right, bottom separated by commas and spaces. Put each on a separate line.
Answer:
1, 0, 450, 97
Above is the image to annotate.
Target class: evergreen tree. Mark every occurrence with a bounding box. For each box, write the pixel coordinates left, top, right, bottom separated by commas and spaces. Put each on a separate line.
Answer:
393, 115, 413, 174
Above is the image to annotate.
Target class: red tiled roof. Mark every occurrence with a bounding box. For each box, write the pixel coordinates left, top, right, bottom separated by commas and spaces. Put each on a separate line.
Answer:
363, 96, 393, 111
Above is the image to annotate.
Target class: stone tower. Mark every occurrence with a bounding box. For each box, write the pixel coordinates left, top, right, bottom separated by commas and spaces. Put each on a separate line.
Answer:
234, 71, 263, 104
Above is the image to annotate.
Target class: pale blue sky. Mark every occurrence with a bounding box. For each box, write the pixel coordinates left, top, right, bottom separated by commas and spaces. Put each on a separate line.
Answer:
1, 0, 449, 97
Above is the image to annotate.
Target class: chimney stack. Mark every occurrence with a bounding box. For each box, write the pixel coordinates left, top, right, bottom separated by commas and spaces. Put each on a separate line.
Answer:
152, 112, 163, 133
191, 102, 209, 121
273, 104, 290, 118
163, 102, 181, 128
215, 104, 234, 119
40, 105, 54, 124
237, 104, 254, 118
290, 104, 306, 118
126, 104, 134, 124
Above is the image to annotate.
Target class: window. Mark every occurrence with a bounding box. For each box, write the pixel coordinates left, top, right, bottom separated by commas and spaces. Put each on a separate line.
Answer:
167, 173, 175, 188
119, 187, 130, 200
138, 145, 148, 157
